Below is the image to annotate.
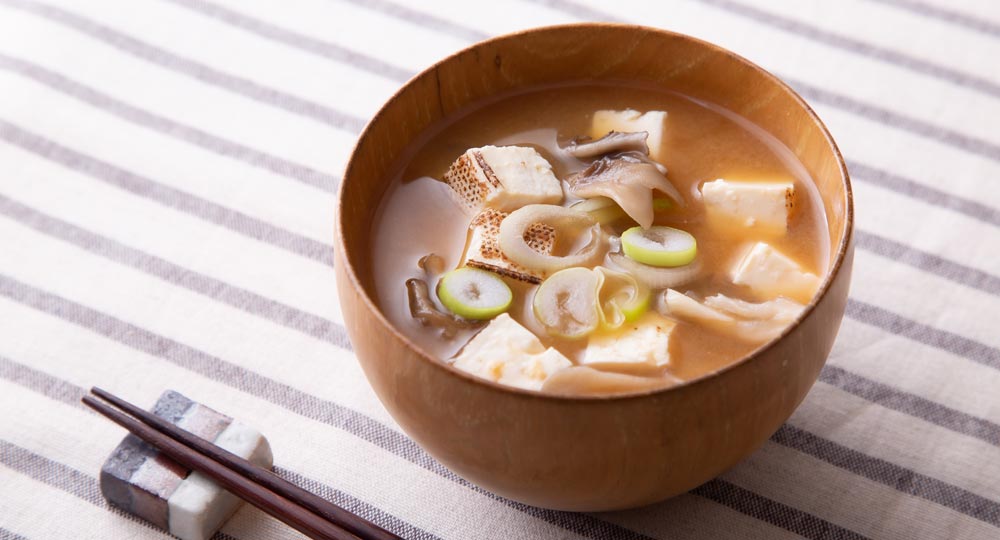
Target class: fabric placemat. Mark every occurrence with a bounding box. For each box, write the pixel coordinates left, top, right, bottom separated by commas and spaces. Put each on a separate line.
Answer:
0, 0, 998, 538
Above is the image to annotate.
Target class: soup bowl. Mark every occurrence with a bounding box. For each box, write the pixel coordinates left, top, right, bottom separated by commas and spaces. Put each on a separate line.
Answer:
335, 23, 853, 511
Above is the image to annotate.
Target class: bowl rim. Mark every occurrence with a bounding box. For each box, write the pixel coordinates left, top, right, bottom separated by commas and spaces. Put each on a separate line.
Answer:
337, 22, 854, 403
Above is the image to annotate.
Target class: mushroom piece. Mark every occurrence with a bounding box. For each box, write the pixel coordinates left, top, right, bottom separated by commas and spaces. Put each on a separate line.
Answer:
417, 253, 446, 275
566, 131, 651, 159
565, 153, 683, 229
405, 278, 481, 339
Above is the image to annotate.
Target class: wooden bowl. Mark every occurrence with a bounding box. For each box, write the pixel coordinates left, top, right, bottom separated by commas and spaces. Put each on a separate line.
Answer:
335, 24, 853, 511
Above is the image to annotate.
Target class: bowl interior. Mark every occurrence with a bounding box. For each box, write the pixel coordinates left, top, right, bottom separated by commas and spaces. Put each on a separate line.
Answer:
338, 23, 852, 397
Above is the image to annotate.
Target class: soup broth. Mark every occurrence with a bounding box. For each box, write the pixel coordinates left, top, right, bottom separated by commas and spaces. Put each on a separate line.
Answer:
371, 82, 829, 395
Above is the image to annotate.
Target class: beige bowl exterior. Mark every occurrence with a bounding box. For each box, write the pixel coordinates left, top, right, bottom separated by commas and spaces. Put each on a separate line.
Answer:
335, 24, 854, 511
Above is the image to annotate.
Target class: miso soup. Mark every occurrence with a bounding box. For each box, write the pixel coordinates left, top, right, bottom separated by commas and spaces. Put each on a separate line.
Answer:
371, 82, 828, 396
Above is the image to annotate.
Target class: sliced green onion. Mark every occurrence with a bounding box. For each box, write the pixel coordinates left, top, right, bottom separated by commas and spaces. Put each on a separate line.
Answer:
532, 267, 600, 339
595, 267, 650, 329
609, 252, 701, 289
498, 204, 605, 274
621, 226, 697, 267
437, 267, 512, 320
571, 197, 628, 225
621, 295, 651, 322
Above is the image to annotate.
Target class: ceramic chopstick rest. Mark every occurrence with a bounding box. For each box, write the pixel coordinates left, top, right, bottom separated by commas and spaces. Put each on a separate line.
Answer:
99, 390, 272, 540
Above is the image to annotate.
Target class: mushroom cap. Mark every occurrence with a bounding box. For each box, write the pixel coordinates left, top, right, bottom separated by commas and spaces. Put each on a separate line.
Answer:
566, 153, 683, 229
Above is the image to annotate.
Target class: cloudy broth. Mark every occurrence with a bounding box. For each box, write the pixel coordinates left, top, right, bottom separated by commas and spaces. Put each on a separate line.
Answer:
371, 82, 828, 390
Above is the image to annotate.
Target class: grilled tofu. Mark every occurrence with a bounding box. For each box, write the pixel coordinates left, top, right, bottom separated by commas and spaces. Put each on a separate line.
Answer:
460, 208, 554, 284
442, 145, 563, 214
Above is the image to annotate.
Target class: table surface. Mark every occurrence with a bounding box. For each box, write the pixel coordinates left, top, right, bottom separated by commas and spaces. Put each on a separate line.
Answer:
1, 0, 998, 539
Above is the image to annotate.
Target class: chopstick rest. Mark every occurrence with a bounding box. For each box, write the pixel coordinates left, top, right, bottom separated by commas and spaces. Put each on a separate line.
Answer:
99, 390, 273, 540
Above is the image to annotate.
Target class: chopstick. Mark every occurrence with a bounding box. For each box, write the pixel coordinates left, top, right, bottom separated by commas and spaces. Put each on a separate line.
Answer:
83, 387, 403, 540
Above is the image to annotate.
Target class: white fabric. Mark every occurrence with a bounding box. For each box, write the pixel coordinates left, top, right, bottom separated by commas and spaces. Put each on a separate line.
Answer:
0, 0, 997, 539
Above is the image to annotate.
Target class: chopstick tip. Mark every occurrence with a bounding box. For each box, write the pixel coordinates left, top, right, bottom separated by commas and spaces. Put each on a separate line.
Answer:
81, 393, 99, 409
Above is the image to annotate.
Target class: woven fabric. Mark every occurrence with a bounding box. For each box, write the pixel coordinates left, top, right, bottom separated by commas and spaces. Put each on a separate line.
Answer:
0, 0, 998, 538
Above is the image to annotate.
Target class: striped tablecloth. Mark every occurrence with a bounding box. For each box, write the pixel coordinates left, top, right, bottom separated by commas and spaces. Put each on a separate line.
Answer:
1, 0, 997, 538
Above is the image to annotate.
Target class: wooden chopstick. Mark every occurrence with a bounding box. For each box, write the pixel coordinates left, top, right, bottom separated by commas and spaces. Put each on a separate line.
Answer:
82, 393, 357, 540
88, 387, 400, 540
83, 388, 402, 540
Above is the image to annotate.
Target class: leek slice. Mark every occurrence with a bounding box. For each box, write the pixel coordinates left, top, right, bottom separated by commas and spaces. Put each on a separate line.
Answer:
621, 225, 697, 267
532, 267, 600, 339
437, 267, 512, 320
595, 267, 650, 329
571, 197, 628, 225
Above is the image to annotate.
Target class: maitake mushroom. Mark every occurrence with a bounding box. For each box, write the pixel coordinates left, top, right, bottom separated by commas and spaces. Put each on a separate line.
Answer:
565, 131, 651, 159
564, 132, 682, 229
405, 278, 481, 339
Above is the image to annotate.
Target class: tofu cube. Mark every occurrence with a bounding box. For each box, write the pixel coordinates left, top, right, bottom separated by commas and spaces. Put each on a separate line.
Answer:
452, 313, 572, 391
701, 179, 795, 235
583, 312, 676, 371
730, 242, 820, 303
590, 109, 668, 162
460, 208, 555, 284
442, 145, 563, 214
